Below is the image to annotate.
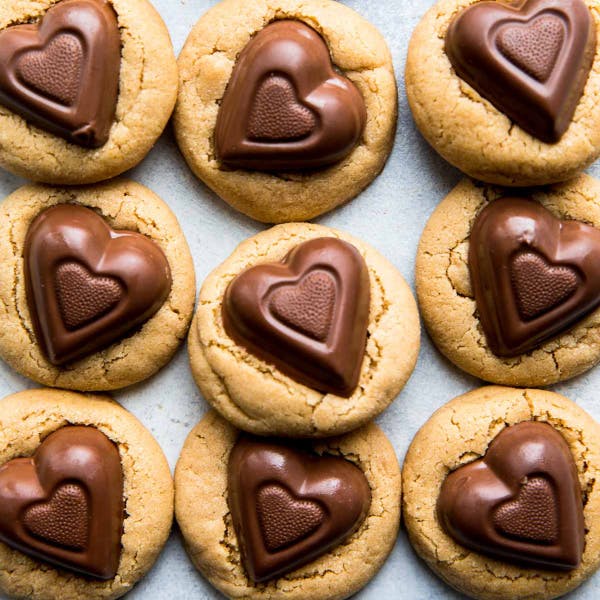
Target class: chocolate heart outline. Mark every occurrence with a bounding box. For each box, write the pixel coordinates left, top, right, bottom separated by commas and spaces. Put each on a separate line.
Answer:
228, 436, 371, 583
25, 204, 172, 365
445, 0, 596, 143
222, 237, 371, 397
0, 0, 121, 147
0, 426, 124, 579
215, 20, 366, 170
469, 197, 600, 356
438, 421, 585, 569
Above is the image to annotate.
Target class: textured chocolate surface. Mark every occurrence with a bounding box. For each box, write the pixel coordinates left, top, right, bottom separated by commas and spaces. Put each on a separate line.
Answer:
438, 421, 585, 570
222, 237, 370, 397
25, 204, 172, 365
215, 20, 366, 171
0, 426, 124, 579
445, 0, 596, 143
0, 0, 121, 147
469, 198, 600, 356
228, 436, 371, 583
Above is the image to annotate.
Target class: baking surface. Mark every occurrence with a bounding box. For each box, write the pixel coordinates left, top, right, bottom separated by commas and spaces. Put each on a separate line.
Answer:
0, 0, 598, 598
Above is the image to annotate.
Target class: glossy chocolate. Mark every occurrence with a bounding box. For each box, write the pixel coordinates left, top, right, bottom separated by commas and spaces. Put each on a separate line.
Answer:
222, 237, 370, 397
0, 426, 124, 579
438, 421, 584, 570
25, 204, 172, 365
228, 436, 371, 583
469, 198, 600, 356
0, 0, 121, 148
215, 20, 366, 171
445, 0, 596, 143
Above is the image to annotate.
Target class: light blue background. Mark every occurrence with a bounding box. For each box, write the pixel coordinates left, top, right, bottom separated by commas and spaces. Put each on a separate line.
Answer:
0, 0, 598, 598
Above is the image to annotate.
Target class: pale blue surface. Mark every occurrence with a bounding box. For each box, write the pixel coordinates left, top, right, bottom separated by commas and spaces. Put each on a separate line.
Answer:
0, 0, 598, 598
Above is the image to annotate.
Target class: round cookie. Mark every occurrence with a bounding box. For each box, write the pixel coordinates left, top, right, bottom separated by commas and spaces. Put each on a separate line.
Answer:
0, 179, 196, 391
0, 0, 178, 185
406, 0, 600, 186
175, 409, 401, 600
402, 385, 600, 600
416, 174, 600, 387
174, 0, 397, 223
0, 388, 173, 600
189, 222, 420, 437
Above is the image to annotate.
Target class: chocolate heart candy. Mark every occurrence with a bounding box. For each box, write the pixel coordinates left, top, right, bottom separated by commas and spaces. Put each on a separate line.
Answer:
438, 421, 584, 570
0, 0, 121, 148
25, 204, 172, 365
215, 20, 366, 171
0, 426, 123, 579
222, 237, 370, 397
469, 197, 600, 356
445, 0, 596, 143
228, 436, 371, 582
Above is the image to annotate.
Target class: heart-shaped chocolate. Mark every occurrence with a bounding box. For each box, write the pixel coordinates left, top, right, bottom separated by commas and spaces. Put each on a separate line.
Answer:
0, 0, 121, 148
228, 436, 371, 582
445, 0, 596, 143
222, 237, 370, 397
469, 197, 600, 356
438, 421, 585, 569
215, 20, 366, 171
0, 426, 123, 579
25, 204, 172, 365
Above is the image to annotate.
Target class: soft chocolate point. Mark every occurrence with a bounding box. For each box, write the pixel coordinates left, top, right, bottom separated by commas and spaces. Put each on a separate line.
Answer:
222, 237, 370, 397
0, 0, 121, 148
24, 204, 172, 365
0, 426, 124, 579
469, 197, 600, 356
228, 436, 371, 583
214, 20, 366, 171
445, 0, 596, 143
438, 421, 585, 570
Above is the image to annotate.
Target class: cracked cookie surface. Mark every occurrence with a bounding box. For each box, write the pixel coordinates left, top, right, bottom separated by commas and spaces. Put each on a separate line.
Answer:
189, 222, 420, 437
0, 388, 173, 600
406, 0, 600, 186
0, 0, 178, 185
174, 410, 400, 600
174, 0, 397, 223
416, 175, 600, 386
0, 179, 195, 391
402, 385, 600, 600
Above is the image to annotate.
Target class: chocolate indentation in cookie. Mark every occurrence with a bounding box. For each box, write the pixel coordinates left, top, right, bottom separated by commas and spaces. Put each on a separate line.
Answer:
438, 421, 584, 570
269, 271, 336, 342
24, 482, 90, 551
25, 204, 172, 365
445, 0, 596, 143
0, 426, 123, 579
0, 0, 121, 147
228, 436, 371, 582
469, 197, 600, 356
55, 262, 123, 331
256, 484, 326, 552
493, 476, 559, 544
222, 238, 370, 397
247, 75, 317, 142
215, 20, 366, 171
510, 251, 580, 321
